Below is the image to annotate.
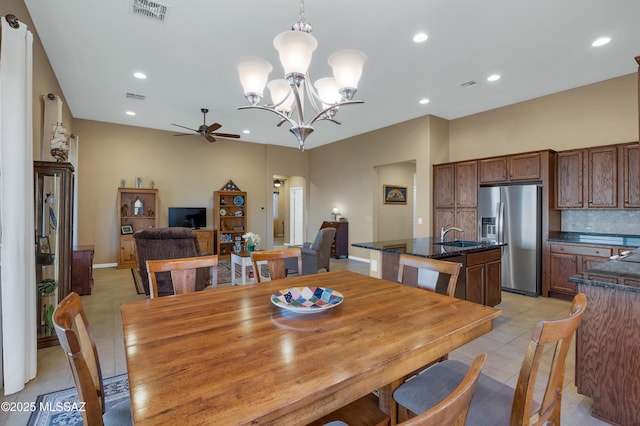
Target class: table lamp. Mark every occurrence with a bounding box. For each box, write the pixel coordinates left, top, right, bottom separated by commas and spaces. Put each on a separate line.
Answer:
331, 206, 340, 221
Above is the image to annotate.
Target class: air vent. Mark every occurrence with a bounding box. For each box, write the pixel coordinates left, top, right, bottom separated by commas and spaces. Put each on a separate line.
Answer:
460, 80, 478, 88
131, 0, 169, 22
126, 92, 146, 101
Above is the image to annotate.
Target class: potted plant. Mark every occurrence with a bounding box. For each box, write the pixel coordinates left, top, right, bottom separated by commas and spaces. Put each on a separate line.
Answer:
242, 232, 261, 252
37, 278, 57, 330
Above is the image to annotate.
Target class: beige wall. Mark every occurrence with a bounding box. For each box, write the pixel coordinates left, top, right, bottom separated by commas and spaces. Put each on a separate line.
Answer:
375, 162, 415, 241
2, 0, 73, 159
73, 119, 308, 263
449, 73, 638, 161
11, 0, 639, 265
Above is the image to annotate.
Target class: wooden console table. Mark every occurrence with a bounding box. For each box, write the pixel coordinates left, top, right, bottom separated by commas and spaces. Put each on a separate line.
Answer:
72, 245, 94, 295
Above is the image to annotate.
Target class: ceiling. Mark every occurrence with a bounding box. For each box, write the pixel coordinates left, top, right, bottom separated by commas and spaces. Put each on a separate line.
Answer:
24, 0, 640, 150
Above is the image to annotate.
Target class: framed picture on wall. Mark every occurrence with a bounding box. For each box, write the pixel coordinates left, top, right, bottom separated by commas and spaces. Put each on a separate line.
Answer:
38, 236, 51, 254
383, 185, 407, 204
121, 225, 134, 235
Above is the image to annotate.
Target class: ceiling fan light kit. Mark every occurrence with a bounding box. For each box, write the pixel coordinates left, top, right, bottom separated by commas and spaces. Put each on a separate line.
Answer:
236, 0, 366, 151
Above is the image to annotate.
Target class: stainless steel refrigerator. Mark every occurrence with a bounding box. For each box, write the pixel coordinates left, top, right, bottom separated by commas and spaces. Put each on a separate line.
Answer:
477, 185, 542, 296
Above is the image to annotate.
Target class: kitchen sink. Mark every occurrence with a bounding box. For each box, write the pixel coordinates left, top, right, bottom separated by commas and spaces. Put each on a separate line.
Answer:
433, 240, 483, 247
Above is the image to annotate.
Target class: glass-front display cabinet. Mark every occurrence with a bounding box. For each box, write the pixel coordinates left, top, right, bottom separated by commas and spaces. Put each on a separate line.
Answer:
34, 161, 74, 348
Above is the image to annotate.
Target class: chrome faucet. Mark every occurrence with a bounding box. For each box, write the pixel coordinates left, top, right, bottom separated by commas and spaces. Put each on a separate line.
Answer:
440, 226, 463, 242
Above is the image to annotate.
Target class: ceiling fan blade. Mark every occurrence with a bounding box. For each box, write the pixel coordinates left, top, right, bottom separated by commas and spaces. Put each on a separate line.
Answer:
211, 132, 241, 139
205, 134, 216, 143
206, 123, 222, 132
171, 123, 199, 132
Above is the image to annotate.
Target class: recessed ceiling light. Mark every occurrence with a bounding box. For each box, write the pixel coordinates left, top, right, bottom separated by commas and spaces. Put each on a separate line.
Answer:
133, 72, 147, 79
243, 130, 251, 134
413, 32, 428, 43
591, 37, 611, 47
487, 74, 501, 82
419, 98, 430, 105
126, 111, 136, 116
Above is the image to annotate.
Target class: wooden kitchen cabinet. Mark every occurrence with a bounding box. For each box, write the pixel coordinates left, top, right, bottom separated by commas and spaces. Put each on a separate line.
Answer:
556, 150, 584, 208
555, 143, 639, 209
465, 248, 501, 307
455, 161, 477, 208
548, 243, 611, 297
508, 152, 541, 181
588, 146, 617, 208
479, 152, 540, 184
621, 143, 640, 208
479, 157, 507, 183
433, 164, 455, 208
433, 161, 477, 240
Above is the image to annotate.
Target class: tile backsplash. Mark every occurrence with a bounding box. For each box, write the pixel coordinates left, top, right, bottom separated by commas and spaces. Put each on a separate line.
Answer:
562, 210, 640, 235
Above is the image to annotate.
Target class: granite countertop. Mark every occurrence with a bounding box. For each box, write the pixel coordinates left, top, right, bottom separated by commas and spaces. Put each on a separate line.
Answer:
548, 231, 640, 247
570, 252, 640, 293
352, 237, 505, 259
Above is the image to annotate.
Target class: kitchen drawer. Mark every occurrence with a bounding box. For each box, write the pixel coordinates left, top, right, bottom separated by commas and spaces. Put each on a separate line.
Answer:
549, 244, 611, 257
467, 248, 501, 265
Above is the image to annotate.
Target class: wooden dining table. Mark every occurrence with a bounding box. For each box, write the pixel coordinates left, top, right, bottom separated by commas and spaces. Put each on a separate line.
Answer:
121, 270, 501, 425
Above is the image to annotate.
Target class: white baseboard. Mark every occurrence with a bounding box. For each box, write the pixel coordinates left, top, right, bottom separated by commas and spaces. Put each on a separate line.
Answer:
94, 263, 118, 269
347, 256, 369, 263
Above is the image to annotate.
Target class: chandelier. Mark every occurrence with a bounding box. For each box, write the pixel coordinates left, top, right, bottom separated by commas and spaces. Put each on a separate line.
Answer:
236, 0, 367, 151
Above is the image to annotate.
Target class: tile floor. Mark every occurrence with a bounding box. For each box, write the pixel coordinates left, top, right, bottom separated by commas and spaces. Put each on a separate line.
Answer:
1, 258, 608, 425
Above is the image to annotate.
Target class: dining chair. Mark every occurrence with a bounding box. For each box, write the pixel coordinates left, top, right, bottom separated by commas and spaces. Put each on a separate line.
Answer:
53, 292, 133, 426
146, 254, 218, 298
397, 254, 461, 298
321, 354, 486, 426
251, 247, 302, 282
393, 293, 587, 426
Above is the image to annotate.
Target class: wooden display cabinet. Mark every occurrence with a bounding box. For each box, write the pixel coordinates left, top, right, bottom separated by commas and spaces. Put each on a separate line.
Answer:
34, 161, 74, 348
214, 191, 247, 259
117, 188, 158, 268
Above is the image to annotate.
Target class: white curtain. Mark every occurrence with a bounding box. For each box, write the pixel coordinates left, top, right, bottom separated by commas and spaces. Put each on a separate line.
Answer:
0, 16, 37, 395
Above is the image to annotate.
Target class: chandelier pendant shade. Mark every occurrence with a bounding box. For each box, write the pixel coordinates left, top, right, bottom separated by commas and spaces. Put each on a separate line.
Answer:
237, 0, 366, 151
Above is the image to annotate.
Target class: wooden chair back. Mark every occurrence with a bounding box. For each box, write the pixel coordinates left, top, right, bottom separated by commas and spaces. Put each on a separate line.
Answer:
146, 255, 218, 298
397, 254, 462, 298
401, 354, 487, 426
511, 292, 587, 425
53, 292, 106, 426
251, 248, 302, 282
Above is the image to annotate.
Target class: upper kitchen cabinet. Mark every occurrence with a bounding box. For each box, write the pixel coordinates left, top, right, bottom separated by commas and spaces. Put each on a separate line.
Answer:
557, 150, 584, 209
556, 143, 640, 209
433, 161, 477, 240
588, 146, 617, 208
479, 152, 541, 184
621, 143, 640, 208
433, 164, 455, 208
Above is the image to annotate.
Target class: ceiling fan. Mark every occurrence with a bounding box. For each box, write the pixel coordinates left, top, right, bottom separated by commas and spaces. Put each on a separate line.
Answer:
172, 108, 241, 143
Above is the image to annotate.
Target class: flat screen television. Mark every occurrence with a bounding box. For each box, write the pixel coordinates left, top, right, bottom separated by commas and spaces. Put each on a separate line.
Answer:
168, 207, 207, 229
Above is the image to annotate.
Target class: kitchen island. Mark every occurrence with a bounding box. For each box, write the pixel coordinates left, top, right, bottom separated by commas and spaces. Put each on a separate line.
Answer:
352, 238, 505, 306
569, 251, 640, 426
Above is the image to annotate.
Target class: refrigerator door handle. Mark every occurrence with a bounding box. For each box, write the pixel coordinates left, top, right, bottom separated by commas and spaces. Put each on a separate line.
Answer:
497, 201, 504, 243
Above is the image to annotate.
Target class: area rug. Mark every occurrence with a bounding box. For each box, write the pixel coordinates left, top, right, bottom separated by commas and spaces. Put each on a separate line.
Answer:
27, 374, 129, 426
